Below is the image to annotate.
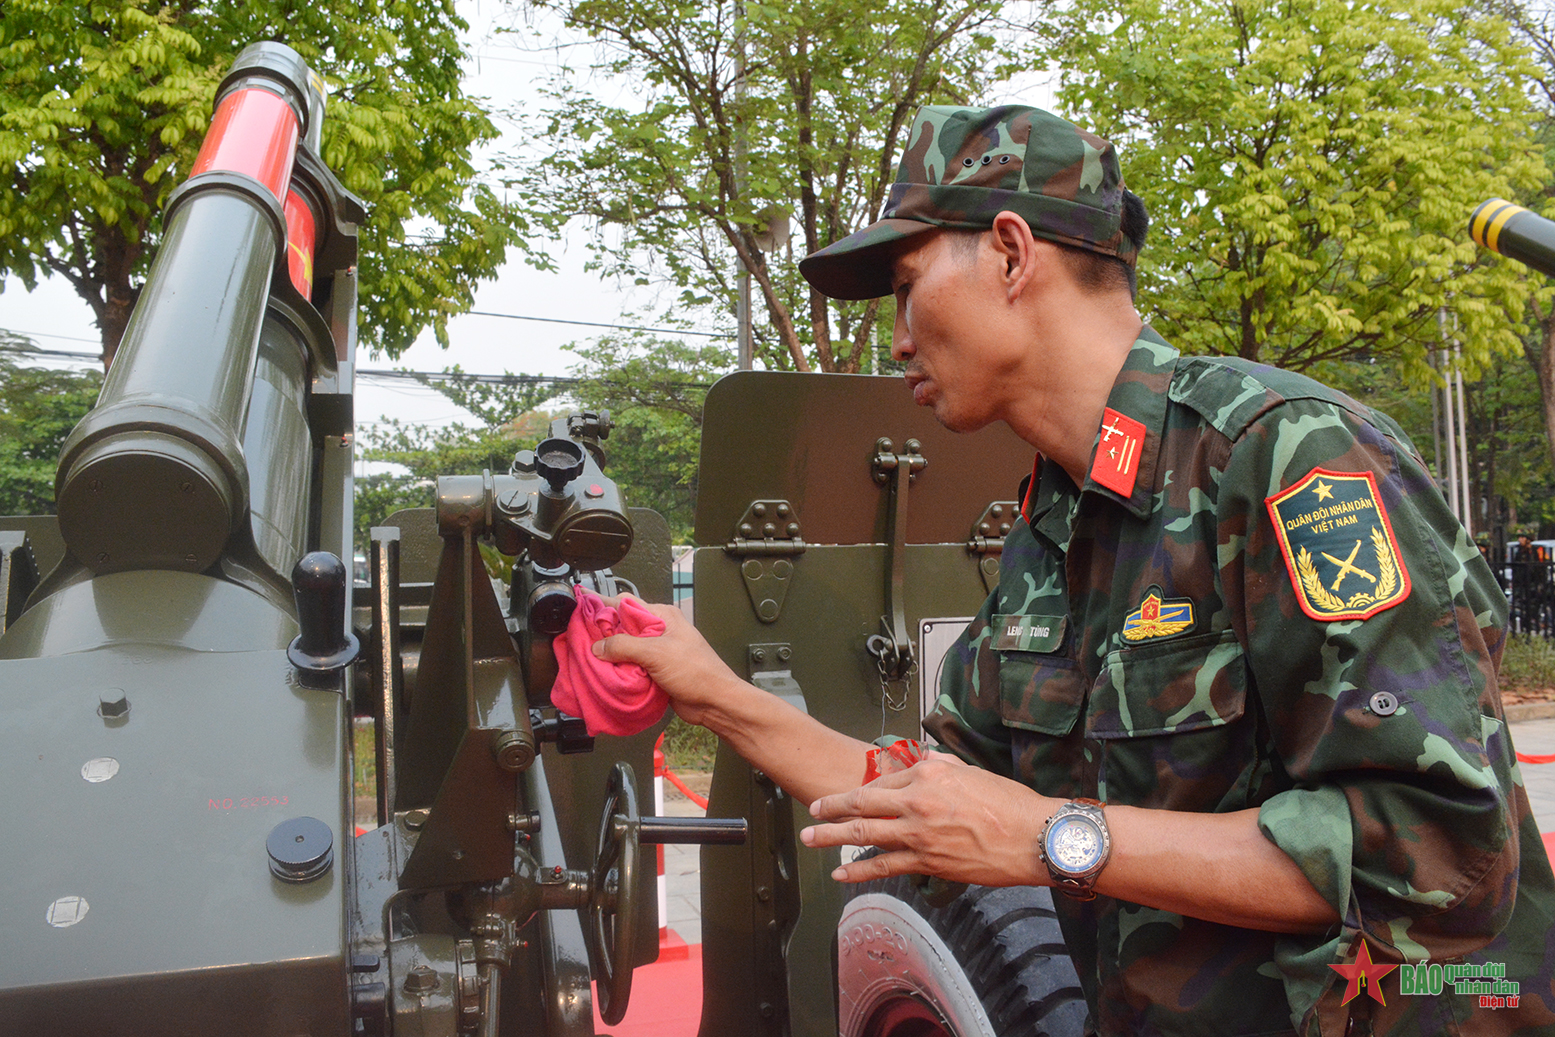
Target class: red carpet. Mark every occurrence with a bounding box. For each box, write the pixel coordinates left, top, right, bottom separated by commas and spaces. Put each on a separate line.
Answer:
593, 940, 703, 1037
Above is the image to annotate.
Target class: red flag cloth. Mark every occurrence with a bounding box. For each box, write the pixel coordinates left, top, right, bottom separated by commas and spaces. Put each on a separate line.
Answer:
552, 587, 669, 737
862, 739, 933, 784
1517, 751, 1555, 765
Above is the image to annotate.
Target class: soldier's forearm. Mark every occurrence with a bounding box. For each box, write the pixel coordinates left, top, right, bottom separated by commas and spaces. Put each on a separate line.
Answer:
1097, 805, 1339, 934
696, 677, 874, 806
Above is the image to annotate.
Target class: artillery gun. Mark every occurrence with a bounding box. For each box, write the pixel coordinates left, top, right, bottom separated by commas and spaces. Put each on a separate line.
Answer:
0, 42, 1083, 1037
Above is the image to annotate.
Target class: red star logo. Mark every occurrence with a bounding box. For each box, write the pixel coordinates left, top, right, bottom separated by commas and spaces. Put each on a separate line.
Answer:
1329, 939, 1399, 1006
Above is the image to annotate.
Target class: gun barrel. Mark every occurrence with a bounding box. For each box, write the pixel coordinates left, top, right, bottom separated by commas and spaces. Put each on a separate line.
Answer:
1469, 198, 1555, 279
54, 43, 321, 576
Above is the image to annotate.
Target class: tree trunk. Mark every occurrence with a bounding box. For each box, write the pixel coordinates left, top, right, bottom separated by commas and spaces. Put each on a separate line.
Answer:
1538, 314, 1555, 471
1526, 298, 1555, 474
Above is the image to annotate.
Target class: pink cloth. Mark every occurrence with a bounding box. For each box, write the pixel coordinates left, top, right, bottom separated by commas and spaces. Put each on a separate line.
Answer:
552, 586, 669, 737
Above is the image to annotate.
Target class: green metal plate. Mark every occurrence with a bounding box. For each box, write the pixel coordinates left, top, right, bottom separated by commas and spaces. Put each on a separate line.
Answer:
694, 371, 1032, 548
0, 645, 347, 1034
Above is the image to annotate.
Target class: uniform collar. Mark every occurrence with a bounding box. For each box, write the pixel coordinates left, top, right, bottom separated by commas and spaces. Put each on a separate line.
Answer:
1077, 327, 1178, 519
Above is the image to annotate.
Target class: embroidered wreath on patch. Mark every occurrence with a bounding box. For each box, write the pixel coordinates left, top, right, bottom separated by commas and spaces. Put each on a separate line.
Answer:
1295, 527, 1399, 613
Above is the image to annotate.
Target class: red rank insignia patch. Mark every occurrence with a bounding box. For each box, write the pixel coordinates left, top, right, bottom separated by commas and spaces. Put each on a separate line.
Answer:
1090, 408, 1147, 498
1329, 938, 1399, 1006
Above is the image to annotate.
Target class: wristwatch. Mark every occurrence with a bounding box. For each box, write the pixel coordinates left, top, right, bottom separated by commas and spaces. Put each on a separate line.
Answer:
1039, 798, 1112, 900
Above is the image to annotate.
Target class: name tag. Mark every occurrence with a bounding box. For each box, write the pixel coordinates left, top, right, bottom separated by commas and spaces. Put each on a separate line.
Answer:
992, 614, 1067, 654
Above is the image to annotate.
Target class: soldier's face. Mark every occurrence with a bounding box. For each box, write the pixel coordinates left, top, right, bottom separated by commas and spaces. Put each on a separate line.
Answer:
888, 230, 1024, 433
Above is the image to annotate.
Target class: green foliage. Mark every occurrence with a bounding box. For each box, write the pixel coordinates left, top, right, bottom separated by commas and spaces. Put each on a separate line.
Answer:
660, 713, 719, 771
1501, 633, 1555, 689
0, 0, 519, 361
564, 334, 730, 540
355, 396, 557, 550
0, 337, 102, 514
506, 0, 1005, 372
1049, 0, 1549, 381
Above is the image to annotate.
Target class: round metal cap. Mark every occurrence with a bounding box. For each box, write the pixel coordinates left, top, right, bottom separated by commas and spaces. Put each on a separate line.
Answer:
267, 816, 334, 883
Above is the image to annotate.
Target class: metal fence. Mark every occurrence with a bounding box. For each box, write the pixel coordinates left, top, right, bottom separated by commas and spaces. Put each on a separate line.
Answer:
1488, 549, 1555, 637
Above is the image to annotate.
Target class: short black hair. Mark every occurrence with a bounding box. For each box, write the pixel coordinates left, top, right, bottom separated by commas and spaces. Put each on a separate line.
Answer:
1054, 190, 1149, 299
946, 190, 1150, 299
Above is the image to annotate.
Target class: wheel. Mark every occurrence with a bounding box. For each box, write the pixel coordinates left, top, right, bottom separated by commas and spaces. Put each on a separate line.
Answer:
837, 871, 1087, 1037
589, 762, 640, 1026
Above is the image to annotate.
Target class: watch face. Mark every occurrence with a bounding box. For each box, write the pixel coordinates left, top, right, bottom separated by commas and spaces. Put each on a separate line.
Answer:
1046, 814, 1104, 873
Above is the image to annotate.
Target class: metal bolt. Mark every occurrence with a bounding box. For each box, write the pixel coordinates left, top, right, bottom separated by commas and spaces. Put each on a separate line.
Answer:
786, 522, 800, 537
759, 1002, 776, 1019
507, 811, 542, 834
762, 522, 776, 538
752, 502, 767, 517
751, 648, 767, 663
905, 438, 921, 452
739, 522, 754, 537
403, 964, 438, 995
403, 809, 430, 831
777, 646, 791, 662
990, 504, 1003, 517
493, 730, 535, 773
97, 689, 129, 719
776, 503, 790, 517
756, 885, 772, 902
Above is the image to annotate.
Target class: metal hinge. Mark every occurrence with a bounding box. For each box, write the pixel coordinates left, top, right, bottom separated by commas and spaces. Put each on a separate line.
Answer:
966, 501, 1018, 593
726, 501, 805, 622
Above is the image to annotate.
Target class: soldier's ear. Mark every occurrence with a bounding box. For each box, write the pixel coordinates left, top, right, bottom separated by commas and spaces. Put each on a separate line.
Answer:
990, 210, 1038, 300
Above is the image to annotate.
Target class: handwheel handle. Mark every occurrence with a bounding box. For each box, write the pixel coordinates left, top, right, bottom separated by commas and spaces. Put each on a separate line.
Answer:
589, 762, 640, 1026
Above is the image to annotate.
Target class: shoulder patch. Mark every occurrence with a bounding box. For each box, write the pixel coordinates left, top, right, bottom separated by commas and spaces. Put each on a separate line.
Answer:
1265, 468, 1411, 621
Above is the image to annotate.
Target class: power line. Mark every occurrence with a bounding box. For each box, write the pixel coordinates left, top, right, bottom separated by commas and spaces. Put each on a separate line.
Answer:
466, 310, 732, 339
5, 344, 715, 390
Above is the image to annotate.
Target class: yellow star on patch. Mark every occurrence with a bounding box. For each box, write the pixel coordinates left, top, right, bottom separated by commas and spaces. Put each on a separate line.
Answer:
1313, 481, 1334, 502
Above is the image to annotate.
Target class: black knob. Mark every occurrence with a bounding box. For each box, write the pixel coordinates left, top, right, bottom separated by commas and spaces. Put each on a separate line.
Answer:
267, 816, 334, 882
288, 551, 361, 686
533, 438, 586, 494
555, 712, 594, 754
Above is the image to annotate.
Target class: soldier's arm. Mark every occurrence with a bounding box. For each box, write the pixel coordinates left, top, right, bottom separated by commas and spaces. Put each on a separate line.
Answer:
592, 599, 871, 805
803, 761, 1339, 933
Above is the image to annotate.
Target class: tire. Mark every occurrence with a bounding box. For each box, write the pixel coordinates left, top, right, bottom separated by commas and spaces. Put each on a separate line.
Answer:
837, 873, 1087, 1037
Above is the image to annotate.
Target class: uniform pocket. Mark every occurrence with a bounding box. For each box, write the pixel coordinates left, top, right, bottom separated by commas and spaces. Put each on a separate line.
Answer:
1087, 629, 1248, 738
1085, 629, 1255, 810
995, 614, 1086, 736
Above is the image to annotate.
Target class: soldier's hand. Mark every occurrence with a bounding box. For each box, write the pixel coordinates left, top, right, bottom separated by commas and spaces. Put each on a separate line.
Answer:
800, 755, 1055, 888
591, 595, 743, 728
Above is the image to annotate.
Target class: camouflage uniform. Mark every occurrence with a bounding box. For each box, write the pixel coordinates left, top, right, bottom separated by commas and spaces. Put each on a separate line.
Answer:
800, 102, 1555, 1035
926, 329, 1555, 1036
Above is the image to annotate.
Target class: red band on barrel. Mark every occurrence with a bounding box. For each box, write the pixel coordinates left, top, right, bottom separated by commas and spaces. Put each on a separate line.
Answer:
283, 188, 317, 297
191, 87, 300, 203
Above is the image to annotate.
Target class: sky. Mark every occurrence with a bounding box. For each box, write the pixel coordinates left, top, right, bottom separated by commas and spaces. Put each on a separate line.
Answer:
0, 0, 1056, 446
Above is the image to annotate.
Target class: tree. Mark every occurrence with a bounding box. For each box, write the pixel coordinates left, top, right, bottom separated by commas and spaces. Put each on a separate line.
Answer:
506, 0, 1008, 373
0, 336, 102, 514
1047, 0, 1548, 384
0, 0, 520, 366
562, 334, 730, 539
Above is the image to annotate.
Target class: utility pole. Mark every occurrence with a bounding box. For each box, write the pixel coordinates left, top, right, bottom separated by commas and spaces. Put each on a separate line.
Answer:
734, 0, 753, 371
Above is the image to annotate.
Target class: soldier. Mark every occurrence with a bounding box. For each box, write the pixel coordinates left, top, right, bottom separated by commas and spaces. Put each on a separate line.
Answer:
596, 105, 1555, 1034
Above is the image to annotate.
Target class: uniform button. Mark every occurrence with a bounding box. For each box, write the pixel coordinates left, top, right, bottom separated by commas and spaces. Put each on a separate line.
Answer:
1369, 691, 1399, 716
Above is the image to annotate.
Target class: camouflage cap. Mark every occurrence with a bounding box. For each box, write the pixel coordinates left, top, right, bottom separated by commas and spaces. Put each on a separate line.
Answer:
800, 105, 1135, 300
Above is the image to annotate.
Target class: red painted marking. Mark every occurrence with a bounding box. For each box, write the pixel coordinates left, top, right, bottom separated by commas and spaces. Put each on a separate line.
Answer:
191, 87, 299, 202
284, 188, 317, 296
